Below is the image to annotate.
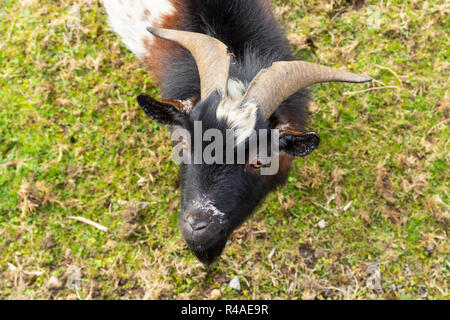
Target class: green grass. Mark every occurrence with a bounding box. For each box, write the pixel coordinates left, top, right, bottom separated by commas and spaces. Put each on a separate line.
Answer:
0, 0, 448, 299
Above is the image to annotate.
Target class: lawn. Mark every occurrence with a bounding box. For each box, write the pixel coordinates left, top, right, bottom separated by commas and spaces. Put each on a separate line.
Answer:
0, 0, 448, 299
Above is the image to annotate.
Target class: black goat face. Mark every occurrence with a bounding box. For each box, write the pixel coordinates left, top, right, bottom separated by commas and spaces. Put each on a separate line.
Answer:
137, 91, 319, 264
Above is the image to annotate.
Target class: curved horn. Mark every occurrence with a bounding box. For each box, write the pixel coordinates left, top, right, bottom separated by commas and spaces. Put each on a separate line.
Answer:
240, 61, 372, 119
147, 27, 231, 100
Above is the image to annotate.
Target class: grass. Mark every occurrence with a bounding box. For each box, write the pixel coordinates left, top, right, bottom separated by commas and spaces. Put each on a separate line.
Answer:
0, 0, 448, 300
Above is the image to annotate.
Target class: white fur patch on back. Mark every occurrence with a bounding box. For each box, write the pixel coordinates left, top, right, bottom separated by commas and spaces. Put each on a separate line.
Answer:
101, 0, 174, 59
217, 79, 257, 145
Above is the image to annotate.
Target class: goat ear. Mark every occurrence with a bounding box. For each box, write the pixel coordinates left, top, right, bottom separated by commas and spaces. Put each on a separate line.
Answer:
137, 94, 188, 126
159, 97, 198, 113
279, 131, 320, 157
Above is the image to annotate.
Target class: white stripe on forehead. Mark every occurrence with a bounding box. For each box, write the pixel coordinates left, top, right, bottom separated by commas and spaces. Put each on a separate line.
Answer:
191, 199, 226, 224
216, 78, 258, 145
227, 78, 247, 100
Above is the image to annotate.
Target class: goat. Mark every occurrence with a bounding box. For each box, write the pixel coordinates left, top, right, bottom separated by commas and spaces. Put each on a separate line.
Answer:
101, 0, 371, 264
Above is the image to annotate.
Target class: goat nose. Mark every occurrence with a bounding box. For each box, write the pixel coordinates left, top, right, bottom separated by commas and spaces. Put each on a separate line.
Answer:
181, 209, 221, 246
187, 215, 209, 231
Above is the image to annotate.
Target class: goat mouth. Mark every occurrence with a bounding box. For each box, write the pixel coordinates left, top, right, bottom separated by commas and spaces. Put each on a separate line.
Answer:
179, 204, 229, 263
186, 236, 228, 265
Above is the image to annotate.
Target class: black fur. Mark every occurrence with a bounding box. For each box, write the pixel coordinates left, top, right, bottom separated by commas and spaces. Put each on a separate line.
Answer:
177, 94, 282, 264
159, 0, 309, 132
141, 0, 316, 264
137, 94, 187, 126
279, 132, 320, 157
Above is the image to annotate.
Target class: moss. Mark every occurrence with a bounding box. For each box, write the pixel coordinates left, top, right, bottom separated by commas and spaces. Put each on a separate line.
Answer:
0, 0, 448, 300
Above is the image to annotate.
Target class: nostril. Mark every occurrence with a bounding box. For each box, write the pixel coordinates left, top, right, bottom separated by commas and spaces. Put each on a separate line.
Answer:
187, 216, 196, 227
193, 220, 209, 231
186, 215, 210, 232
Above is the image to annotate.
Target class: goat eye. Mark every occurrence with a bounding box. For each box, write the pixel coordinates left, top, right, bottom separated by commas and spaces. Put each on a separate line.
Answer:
251, 161, 263, 169
252, 158, 272, 169
246, 157, 271, 173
